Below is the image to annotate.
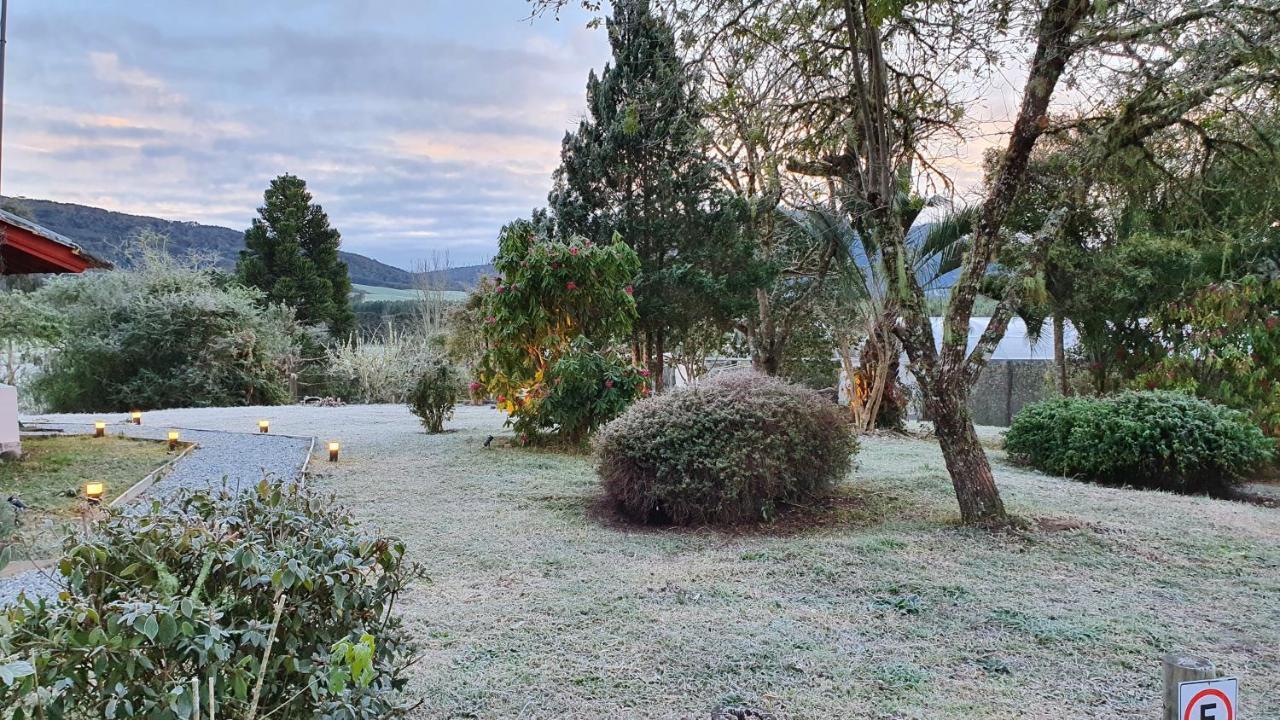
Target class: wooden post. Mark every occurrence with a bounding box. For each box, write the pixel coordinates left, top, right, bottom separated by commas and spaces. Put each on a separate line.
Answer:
288, 373, 298, 404
1162, 654, 1216, 720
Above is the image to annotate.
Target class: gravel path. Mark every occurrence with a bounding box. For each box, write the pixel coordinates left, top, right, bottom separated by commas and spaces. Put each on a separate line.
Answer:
0, 416, 314, 605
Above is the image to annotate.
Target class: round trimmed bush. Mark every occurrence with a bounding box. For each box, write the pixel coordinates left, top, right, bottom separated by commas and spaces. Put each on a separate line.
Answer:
1005, 390, 1274, 495
596, 371, 857, 525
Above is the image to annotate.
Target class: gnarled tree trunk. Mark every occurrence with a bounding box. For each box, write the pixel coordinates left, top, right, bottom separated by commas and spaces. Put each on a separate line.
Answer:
925, 383, 1006, 523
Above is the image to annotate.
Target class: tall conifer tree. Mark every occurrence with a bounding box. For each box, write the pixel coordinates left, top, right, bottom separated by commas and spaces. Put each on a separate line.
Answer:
237, 174, 354, 338
549, 0, 756, 387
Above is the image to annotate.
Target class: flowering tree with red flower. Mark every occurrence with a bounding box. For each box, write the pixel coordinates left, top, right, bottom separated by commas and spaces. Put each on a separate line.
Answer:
476, 219, 645, 442
1140, 275, 1280, 438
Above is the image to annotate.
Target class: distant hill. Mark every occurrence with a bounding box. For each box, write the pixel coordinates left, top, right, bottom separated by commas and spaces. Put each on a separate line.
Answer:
0, 197, 494, 291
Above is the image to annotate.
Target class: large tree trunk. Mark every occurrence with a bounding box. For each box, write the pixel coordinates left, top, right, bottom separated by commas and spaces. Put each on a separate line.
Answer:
926, 385, 1007, 524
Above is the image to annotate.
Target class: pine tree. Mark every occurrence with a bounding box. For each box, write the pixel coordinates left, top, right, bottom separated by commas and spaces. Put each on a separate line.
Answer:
237, 174, 354, 338
549, 0, 756, 387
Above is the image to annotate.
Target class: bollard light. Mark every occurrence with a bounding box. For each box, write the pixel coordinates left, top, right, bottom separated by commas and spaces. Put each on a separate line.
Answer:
84, 481, 106, 503
258, 419, 270, 434
168, 430, 180, 451
327, 441, 340, 462
131, 410, 142, 425
93, 421, 106, 438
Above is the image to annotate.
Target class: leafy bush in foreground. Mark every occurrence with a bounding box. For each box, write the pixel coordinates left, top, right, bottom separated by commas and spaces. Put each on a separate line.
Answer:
409, 361, 463, 433
0, 481, 424, 719
1005, 391, 1274, 495
596, 371, 857, 525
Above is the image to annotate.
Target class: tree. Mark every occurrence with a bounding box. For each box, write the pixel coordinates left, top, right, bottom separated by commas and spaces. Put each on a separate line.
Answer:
537, 0, 1280, 524
1145, 273, 1280, 438
549, 0, 757, 388
237, 174, 355, 338
476, 220, 646, 443
686, 12, 844, 377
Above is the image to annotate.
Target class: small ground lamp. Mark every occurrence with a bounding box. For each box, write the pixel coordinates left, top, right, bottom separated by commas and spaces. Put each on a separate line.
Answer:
327, 441, 340, 462
131, 410, 142, 425
93, 420, 106, 437
258, 419, 270, 433
168, 430, 180, 451
84, 481, 105, 504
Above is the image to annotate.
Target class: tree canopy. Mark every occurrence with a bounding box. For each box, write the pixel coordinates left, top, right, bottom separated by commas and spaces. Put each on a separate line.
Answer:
237, 174, 355, 338
549, 0, 760, 386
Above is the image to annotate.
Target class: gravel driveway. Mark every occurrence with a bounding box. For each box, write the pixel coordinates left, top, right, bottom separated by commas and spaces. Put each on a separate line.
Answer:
1, 411, 319, 605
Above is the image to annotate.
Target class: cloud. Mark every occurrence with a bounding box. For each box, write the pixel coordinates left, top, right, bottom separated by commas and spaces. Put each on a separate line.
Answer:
4, 2, 609, 269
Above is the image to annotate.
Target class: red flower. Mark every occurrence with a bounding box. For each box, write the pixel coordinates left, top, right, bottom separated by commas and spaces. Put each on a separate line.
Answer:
1267, 316, 1279, 331
624, 285, 634, 296
485, 316, 497, 324
496, 285, 506, 293
639, 369, 650, 377
468, 381, 482, 392
566, 281, 578, 290
497, 394, 506, 403
570, 247, 579, 256
604, 379, 614, 389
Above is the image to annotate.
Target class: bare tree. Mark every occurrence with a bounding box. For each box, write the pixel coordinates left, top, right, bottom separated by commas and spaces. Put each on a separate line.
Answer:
412, 251, 454, 343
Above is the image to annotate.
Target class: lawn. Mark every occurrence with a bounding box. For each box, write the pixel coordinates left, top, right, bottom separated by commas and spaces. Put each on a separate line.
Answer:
30, 404, 1280, 718
0, 434, 174, 558
351, 283, 468, 303
294, 405, 1278, 719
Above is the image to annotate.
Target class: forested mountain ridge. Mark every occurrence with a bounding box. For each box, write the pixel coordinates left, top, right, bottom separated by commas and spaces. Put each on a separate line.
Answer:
1, 197, 493, 290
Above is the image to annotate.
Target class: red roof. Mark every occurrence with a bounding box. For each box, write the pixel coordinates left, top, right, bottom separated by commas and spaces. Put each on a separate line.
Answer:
0, 209, 111, 274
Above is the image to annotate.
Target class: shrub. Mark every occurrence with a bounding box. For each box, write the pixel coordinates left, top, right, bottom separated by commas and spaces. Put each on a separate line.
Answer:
596, 371, 857, 525
28, 242, 304, 412
536, 338, 648, 444
476, 220, 643, 442
328, 321, 443, 404
1140, 275, 1280, 438
408, 362, 462, 433
0, 480, 424, 718
1005, 390, 1275, 495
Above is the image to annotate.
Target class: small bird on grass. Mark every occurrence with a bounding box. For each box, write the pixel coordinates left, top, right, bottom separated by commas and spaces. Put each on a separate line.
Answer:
483, 435, 495, 448
7, 495, 28, 511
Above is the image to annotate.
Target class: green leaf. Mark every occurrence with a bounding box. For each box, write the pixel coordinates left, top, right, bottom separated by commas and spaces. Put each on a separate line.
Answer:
141, 615, 160, 642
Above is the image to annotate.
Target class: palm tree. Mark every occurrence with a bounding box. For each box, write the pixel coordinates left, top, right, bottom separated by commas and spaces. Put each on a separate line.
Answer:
775, 199, 973, 430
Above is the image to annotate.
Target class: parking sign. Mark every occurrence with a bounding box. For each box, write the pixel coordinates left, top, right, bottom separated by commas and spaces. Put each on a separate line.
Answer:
1178, 678, 1238, 720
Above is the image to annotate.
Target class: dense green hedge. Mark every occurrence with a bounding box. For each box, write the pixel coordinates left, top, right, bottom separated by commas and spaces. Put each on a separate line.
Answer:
596, 372, 856, 525
1005, 391, 1274, 495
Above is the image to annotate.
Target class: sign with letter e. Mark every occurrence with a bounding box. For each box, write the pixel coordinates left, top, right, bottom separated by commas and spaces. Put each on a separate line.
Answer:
1179, 677, 1238, 720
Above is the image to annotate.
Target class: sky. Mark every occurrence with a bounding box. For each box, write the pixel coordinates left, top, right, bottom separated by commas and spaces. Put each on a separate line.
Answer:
2, 1, 611, 269
1, 2, 1020, 272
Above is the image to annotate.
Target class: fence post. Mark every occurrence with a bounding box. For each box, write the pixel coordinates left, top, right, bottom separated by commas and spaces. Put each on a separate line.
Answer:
1162, 654, 1216, 720
288, 373, 298, 404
